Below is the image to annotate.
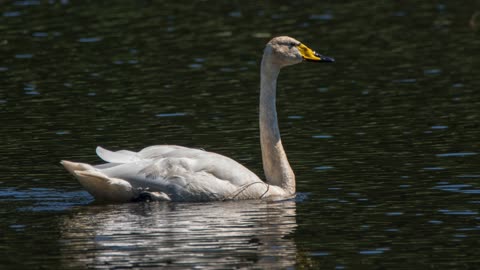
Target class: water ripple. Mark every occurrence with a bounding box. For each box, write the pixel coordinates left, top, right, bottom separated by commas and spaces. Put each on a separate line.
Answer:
431, 125, 448, 130
312, 135, 333, 139
359, 247, 390, 255
434, 184, 480, 194
78, 37, 103, 43
314, 166, 334, 171
309, 14, 334, 20
436, 152, 477, 157
156, 112, 187, 117
15, 54, 33, 59
3, 11, 21, 17
438, 209, 478, 215
14, 0, 41, 6
0, 188, 91, 211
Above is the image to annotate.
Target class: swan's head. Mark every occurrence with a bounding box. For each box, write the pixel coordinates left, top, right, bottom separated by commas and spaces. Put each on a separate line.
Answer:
264, 36, 334, 68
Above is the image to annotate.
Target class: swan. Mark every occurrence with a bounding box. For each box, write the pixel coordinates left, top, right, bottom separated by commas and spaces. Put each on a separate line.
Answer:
61, 36, 334, 202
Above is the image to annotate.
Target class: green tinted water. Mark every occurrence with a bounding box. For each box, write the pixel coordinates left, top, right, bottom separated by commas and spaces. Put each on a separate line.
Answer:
1, 1, 479, 269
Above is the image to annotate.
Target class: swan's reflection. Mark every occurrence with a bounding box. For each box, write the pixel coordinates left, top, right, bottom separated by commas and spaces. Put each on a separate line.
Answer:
61, 200, 297, 268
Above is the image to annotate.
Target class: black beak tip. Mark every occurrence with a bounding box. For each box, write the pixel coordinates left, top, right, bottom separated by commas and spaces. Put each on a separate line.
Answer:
320, 56, 335, 63
314, 52, 335, 63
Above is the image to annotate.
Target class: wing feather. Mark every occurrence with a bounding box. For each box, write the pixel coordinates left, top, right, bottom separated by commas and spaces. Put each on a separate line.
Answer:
96, 146, 140, 163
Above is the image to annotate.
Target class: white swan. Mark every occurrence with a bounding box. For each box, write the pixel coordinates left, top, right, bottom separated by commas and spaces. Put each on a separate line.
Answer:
61, 36, 334, 202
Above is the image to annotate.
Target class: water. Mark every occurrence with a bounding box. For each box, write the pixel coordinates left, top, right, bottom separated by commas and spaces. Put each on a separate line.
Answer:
1, 1, 480, 269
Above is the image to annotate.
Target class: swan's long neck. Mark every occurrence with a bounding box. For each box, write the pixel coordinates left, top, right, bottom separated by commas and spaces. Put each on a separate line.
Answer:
259, 53, 295, 194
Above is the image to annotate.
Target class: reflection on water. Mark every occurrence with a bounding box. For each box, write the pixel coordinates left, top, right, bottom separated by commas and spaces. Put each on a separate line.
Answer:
61, 200, 297, 269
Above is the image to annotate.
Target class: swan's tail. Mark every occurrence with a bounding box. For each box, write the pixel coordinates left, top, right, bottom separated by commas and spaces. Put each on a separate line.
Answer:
61, 160, 136, 202
60, 160, 95, 175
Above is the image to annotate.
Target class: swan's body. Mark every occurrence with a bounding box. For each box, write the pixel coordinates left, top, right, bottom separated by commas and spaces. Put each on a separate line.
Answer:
61, 36, 334, 202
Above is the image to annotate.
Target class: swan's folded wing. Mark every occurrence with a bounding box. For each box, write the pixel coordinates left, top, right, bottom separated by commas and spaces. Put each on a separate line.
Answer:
137, 157, 268, 201
94, 158, 232, 201
193, 154, 261, 185
93, 146, 268, 201
137, 145, 200, 159
96, 146, 140, 163
95, 153, 267, 201
135, 145, 263, 186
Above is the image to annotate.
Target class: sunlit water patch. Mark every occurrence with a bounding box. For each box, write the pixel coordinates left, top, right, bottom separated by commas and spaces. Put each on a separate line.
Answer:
436, 152, 477, 157
312, 134, 333, 139
156, 112, 188, 117
438, 209, 478, 216
78, 37, 103, 43
358, 247, 391, 255
433, 182, 480, 194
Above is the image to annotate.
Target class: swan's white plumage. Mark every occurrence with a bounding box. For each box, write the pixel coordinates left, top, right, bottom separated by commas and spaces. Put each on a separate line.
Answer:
96, 147, 139, 163
62, 146, 278, 202
61, 36, 333, 202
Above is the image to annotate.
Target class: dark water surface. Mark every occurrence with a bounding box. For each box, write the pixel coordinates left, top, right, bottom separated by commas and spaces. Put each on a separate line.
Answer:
1, 1, 480, 269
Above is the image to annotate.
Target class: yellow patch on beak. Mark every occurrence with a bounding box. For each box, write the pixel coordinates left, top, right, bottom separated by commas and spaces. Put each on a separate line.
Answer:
297, 43, 321, 61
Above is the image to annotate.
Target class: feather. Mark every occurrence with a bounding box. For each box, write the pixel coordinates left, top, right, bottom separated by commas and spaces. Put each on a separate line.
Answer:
96, 146, 140, 164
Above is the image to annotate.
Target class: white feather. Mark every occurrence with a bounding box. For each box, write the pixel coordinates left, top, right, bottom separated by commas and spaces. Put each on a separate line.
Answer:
96, 146, 140, 163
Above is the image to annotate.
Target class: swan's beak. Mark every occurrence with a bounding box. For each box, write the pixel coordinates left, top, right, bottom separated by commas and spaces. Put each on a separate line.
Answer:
297, 43, 335, 63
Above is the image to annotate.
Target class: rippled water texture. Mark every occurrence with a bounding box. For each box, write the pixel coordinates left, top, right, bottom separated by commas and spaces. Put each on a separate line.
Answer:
1, 1, 480, 269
